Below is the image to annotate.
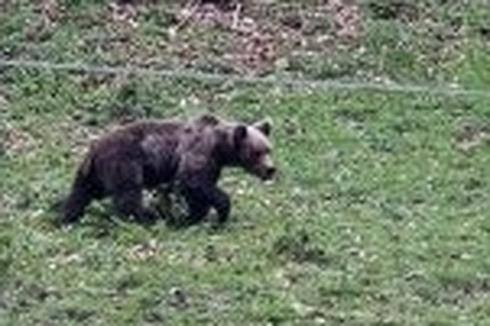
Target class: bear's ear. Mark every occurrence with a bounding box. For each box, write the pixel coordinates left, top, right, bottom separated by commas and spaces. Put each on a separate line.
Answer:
233, 125, 248, 146
253, 119, 272, 136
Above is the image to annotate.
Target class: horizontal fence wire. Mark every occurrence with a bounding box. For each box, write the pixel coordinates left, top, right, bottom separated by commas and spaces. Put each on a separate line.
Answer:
0, 58, 489, 98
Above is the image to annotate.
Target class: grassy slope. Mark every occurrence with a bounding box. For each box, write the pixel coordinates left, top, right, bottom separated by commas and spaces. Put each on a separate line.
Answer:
1, 0, 490, 325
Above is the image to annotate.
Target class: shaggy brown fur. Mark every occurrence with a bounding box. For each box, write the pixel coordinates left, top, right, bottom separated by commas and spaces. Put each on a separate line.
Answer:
61, 114, 275, 226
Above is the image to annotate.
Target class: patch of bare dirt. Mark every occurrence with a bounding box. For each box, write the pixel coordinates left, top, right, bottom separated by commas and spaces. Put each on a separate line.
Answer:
1, 125, 37, 156
328, 0, 361, 40
110, 1, 139, 28
169, 0, 362, 74
367, 0, 420, 22
232, 28, 278, 74
25, 0, 63, 41
454, 121, 490, 153
127, 239, 160, 261
441, 278, 490, 308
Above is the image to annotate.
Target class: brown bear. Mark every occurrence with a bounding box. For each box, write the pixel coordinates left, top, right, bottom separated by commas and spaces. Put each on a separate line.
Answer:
61, 114, 276, 226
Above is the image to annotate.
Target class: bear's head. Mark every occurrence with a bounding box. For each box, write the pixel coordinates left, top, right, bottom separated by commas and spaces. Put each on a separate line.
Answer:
231, 119, 276, 181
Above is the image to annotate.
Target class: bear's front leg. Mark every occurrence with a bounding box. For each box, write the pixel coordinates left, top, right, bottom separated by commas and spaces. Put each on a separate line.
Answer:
208, 187, 231, 224
181, 183, 230, 225
186, 195, 212, 225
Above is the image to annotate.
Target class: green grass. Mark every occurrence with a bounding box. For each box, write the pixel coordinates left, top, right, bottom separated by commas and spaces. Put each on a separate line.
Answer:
1, 0, 490, 325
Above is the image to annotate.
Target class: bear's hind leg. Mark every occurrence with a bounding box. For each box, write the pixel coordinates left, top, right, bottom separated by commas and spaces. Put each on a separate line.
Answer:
112, 189, 159, 224
105, 160, 159, 224
61, 183, 94, 225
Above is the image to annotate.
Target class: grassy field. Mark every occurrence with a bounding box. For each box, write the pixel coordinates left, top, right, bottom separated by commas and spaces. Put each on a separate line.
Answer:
1, 0, 490, 324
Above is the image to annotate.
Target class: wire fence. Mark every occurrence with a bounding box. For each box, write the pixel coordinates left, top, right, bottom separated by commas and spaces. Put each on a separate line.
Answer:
1, 58, 489, 98
1, 0, 489, 99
